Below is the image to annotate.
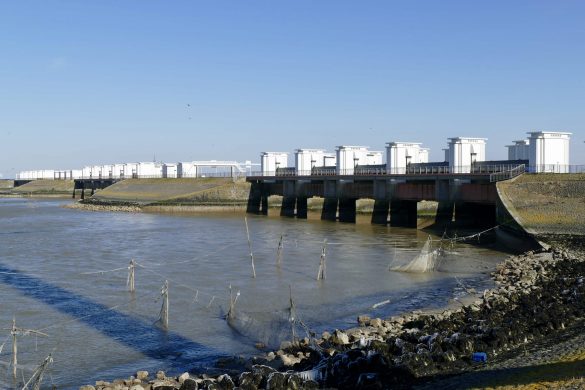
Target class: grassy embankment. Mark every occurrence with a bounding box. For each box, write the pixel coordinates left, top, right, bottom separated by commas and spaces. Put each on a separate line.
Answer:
484, 173, 585, 389
85, 178, 256, 212
6, 179, 74, 196
497, 173, 585, 236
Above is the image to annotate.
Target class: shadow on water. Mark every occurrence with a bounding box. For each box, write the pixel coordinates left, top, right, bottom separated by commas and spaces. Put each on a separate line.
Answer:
0, 262, 219, 373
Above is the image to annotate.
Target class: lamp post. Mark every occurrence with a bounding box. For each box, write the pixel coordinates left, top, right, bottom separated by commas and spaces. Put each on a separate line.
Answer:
405, 155, 412, 174
470, 152, 477, 173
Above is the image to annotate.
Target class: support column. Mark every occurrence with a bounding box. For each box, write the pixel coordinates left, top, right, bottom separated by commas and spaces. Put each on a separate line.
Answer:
246, 183, 263, 214
81, 188, 85, 200
72, 187, 76, 199
321, 198, 338, 221
281, 196, 296, 217
435, 201, 455, 225
261, 195, 268, 215
371, 199, 390, 225
390, 200, 418, 228
338, 198, 356, 223
296, 197, 308, 219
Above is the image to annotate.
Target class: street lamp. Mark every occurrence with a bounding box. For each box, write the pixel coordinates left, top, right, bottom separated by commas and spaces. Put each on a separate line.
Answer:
470, 152, 477, 172
405, 155, 412, 174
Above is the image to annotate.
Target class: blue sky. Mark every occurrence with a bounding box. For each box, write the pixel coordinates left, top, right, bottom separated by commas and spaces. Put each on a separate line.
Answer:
1, 1, 584, 176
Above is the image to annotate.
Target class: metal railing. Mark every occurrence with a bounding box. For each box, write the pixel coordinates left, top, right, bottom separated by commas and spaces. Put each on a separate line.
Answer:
16, 164, 585, 180
250, 164, 530, 177
490, 164, 526, 182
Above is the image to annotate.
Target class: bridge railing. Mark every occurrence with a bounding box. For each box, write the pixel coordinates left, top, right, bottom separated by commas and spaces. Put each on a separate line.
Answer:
489, 164, 526, 182
250, 164, 530, 177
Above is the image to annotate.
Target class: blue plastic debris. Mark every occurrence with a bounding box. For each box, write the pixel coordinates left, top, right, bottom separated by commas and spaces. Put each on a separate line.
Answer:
472, 352, 487, 362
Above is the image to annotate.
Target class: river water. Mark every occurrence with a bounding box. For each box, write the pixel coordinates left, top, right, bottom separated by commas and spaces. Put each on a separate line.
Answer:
0, 198, 510, 389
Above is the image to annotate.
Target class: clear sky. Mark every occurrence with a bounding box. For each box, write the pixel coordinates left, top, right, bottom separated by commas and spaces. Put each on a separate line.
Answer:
1, 1, 584, 177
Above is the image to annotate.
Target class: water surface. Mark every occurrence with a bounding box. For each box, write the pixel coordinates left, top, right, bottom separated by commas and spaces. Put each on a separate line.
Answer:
0, 198, 507, 389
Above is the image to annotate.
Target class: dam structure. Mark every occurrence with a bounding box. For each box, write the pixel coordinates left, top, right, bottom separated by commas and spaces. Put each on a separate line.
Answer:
246, 132, 573, 227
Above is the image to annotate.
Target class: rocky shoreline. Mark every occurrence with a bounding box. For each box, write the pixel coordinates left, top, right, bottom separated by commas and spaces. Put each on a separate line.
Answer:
79, 242, 585, 390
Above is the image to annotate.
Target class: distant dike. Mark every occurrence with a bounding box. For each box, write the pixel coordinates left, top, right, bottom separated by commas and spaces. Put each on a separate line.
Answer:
74, 178, 254, 213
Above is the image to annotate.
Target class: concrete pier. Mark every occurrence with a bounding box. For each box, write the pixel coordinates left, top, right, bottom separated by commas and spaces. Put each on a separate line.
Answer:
371, 199, 390, 224
321, 198, 338, 221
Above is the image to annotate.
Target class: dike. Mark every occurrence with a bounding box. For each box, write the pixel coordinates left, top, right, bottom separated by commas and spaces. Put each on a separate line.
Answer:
1, 179, 74, 197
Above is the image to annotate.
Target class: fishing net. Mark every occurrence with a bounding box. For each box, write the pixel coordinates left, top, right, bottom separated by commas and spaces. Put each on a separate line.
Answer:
226, 309, 298, 348
391, 236, 439, 273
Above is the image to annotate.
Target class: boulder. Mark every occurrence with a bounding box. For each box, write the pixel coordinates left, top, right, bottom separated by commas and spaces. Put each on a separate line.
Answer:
266, 372, 286, 390
136, 371, 149, 381
369, 318, 383, 328
357, 315, 371, 326
178, 373, 190, 384
331, 330, 350, 345
179, 378, 198, 390
217, 374, 234, 390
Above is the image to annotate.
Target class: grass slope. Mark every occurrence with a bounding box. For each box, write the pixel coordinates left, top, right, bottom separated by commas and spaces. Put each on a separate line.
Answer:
497, 173, 585, 235
11, 179, 74, 194
91, 178, 249, 204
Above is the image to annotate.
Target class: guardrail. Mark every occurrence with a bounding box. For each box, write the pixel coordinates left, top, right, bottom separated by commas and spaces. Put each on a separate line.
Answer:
16, 164, 585, 180
250, 164, 530, 177
490, 164, 526, 182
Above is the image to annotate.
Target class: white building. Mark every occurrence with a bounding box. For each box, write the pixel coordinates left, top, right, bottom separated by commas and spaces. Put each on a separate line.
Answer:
323, 153, 336, 166
101, 165, 114, 179
447, 137, 487, 173
335, 146, 383, 175
124, 163, 138, 178
506, 140, 530, 161
81, 166, 91, 179
178, 162, 197, 178
71, 169, 83, 179
90, 165, 103, 178
163, 163, 178, 178
136, 162, 162, 178
527, 131, 571, 173
294, 149, 330, 175
386, 142, 430, 174
260, 152, 288, 175
111, 164, 125, 179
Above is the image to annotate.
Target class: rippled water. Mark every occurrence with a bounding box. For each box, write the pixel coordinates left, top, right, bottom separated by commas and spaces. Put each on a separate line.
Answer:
0, 198, 509, 389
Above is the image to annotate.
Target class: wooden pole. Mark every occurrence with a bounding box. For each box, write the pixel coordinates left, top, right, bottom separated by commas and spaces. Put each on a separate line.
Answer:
244, 217, 256, 278
128, 259, 136, 292
276, 234, 284, 266
317, 239, 327, 280
159, 280, 169, 329
11, 317, 17, 381
289, 285, 296, 342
